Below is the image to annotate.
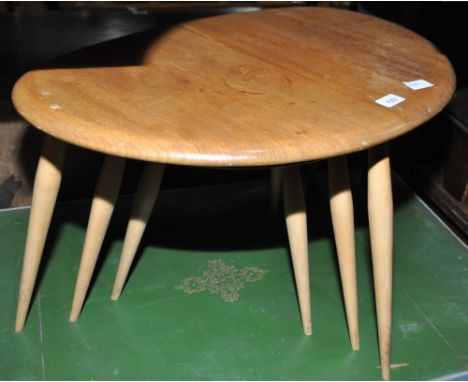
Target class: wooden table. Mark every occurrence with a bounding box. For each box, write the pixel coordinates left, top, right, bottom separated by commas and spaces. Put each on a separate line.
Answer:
12, 7, 455, 380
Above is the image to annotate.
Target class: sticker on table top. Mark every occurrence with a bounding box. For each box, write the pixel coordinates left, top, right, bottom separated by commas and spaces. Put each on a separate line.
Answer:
404, 79, 434, 90
375, 94, 406, 108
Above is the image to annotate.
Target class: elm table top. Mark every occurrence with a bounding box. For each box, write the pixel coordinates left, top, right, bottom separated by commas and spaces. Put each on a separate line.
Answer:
12, 7, 455, 167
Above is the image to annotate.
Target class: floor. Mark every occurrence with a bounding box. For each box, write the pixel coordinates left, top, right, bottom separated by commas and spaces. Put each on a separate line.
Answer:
0, 173, 467, 380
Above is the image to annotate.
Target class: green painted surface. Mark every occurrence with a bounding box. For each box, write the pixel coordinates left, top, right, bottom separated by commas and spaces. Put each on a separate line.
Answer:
0, 174, 467, 380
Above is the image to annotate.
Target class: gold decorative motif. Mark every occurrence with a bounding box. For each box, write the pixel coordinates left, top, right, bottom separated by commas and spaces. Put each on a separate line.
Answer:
175, 259, 268, 302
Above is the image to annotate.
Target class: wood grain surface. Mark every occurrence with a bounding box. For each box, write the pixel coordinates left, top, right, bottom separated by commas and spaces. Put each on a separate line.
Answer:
12, 7, 455, 167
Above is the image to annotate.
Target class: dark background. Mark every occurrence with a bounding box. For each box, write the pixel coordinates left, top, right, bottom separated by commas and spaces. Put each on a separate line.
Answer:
0, 1, 466, 241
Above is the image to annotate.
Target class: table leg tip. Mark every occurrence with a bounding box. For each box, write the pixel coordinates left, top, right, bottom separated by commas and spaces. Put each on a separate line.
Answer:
69, 312, 79, 323
351, 338, 360, 351
111, 290, 121, 301
381, 368, 390, 380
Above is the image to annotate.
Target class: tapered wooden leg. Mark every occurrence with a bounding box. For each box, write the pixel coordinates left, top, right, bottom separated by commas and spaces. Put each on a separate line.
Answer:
15, 136, 66, 332
368, 145, 393, 381
328, 156, 359, 351
283, 166, 312, 335
271, 167, 283, 215
111, 163, 165, 300
69, 155, 125, 322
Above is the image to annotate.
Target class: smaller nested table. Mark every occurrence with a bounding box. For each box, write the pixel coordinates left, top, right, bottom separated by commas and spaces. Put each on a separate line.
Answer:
12, 7, 454, 380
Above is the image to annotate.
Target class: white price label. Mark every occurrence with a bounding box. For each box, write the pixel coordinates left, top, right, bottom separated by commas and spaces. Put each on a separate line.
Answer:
375, 94, 406, 108
404, 79, 433, 90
